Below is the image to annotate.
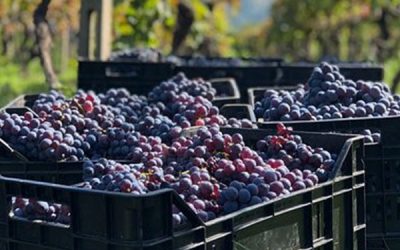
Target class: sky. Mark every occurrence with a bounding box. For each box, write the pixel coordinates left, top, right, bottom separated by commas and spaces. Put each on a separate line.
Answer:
229, 0, 273, 30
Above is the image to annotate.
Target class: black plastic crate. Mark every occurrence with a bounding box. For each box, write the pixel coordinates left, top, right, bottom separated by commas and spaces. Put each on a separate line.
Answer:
279, 62, 384, 85
174, 56, 283, 65
220, 104, 256, 122
174, 60, 280, 101
79, 60, 245, 106
367, 236, 400, 250
0, 128, 365, 250
175, 56, 282, 103
0, 161, 83, 185
79, 60, 175, 81
257, 114, 400, 248
78, 60, 176, 95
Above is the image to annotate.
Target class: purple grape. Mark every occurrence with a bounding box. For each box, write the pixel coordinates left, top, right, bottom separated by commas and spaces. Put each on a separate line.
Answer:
238, 189, 251, 204
223, 201, 238, 214
270, 181, 284, 195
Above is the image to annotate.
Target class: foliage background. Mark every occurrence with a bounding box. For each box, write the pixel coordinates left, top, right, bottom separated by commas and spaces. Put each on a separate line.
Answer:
1, 0, 400, 106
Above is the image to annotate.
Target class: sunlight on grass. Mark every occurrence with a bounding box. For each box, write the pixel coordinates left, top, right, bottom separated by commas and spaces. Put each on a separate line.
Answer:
0, 57, 77, 107
383, 59, 400, 93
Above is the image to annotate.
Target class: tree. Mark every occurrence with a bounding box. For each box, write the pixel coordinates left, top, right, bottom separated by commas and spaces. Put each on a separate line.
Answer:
0, 0, 80, 79
234, 0, 400, 91
172, 1, 194, 54
34, 0, 59, 89
113, 0, 238, 55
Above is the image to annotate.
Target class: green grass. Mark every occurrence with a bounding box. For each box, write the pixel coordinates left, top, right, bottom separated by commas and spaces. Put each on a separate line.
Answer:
383, 58, 400, 93
0, 57, 77, 108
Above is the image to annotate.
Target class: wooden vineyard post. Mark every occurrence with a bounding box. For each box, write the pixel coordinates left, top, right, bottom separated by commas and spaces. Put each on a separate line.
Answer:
79, 0, 112, 60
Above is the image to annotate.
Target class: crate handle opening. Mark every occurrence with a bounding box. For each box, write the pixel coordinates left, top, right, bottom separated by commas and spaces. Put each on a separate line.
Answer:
105, 65, 142, 78
8, 195, 71, 228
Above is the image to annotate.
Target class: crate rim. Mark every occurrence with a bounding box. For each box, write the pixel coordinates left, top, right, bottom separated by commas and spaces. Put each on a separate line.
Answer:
78, 58, 175, 66
280, 62, 383, 69
256, 113, 400, 125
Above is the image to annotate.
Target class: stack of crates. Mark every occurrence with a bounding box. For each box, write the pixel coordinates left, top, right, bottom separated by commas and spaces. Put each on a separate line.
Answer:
0, 56, 381, 249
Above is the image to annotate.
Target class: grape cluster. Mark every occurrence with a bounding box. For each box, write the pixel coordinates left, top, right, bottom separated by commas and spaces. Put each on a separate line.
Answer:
256, 124, 332, 181
169, 171, 220, 223
109, 48, 163, 62
97, 88, 147, 121
170, 96, 224, 126
82, 158, 150, 194
166, 55, 266, 67
1, 72, 257, 161
255, 62, 400, 121
95, 89, 177, 141
0, 111, 92, 161
176, 125, 327, 215
89, 126, 166, 161
147, 74, 246, 129
226, 117, 256, 129
148, 73, 216, 103
171, 56, 243, 67
33, 90, 67, 114
149, 124, 334, 221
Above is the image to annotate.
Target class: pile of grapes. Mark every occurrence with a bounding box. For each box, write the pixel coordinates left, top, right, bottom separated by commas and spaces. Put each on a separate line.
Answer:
11, 123, 338, 226
109, 47, 265, 67
109, 48, 163, 62
166, 55, 264, 67
253, 62, 398, 143
255, 62, 400, 122
0, 73, 254, 162
4, 71, 342, 226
